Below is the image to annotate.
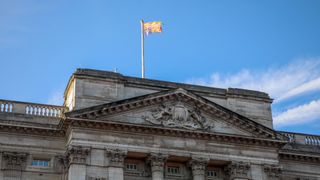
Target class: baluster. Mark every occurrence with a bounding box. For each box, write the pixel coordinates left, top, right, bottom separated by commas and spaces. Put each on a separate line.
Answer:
305, 137, 310, 145
35, 107, 38, 115
9, 104, 12, 112
4, 103, 6, 112
57, 109, 61, 117
54, 109, 57, 117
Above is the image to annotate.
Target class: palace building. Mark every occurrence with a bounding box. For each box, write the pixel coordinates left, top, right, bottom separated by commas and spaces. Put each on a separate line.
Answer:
0, 68, 319, 180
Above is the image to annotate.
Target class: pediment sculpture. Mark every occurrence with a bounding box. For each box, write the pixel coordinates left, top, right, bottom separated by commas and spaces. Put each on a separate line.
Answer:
142, 102, 214, 131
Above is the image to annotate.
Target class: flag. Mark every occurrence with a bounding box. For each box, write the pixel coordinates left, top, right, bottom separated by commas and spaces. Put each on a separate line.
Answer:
143, 21, 162, 35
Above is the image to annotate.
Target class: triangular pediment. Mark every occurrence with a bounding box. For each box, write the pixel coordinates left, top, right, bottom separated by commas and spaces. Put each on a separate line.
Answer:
66, 88, 284, 140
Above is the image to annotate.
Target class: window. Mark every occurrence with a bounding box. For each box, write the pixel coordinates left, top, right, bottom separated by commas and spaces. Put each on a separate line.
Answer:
32, 159, 49, 167
126, 164, 137, 171
167, 166, 180, 175
207, 169, 221, 179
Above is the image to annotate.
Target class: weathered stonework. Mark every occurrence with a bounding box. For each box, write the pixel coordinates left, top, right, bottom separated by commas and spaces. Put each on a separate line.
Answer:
0, 68, 319, 180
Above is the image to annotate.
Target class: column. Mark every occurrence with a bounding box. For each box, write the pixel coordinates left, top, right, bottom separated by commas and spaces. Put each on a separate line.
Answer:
225, 161, 251, 180
189, 158, 207, 180
67, 146, 90, 180
147, 153, 167, 180
1, 152, 27, 180
106, 148, 127, 180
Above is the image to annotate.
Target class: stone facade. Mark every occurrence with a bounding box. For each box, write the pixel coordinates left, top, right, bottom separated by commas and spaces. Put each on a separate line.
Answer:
0, 68, 319, 180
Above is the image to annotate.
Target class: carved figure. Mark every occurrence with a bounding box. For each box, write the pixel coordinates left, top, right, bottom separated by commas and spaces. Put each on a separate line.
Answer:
143, 102, 214, 131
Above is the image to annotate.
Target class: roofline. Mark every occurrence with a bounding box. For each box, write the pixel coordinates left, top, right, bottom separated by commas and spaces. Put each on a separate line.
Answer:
63, 68, 272, 103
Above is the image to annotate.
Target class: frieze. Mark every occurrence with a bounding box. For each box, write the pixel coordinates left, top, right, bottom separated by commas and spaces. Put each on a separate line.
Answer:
143, 102, 214, 131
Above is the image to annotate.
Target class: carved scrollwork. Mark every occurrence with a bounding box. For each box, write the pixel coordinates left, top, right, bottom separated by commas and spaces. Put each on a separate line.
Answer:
188, 158, 208, 176
225, 161, 250, 179
147, 153, 168, 173
143, 102, 214, 131
264, 164, 282, 179
106, 148, 127, 167
1, 152, 27, 170
66, 146, 90, 165
87, 176, 106, 180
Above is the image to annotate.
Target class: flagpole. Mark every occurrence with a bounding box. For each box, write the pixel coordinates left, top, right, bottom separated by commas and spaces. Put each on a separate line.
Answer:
140, 20, 145, 78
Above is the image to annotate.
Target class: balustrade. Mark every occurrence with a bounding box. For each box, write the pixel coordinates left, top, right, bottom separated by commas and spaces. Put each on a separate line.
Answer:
0, 99, 65, 118
280, 131, 320, 147
0, 101, 13, 112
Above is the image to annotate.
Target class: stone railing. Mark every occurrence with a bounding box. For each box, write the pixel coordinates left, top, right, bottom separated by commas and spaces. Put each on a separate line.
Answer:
0, 99, 66, 118
279, 131, 320, 147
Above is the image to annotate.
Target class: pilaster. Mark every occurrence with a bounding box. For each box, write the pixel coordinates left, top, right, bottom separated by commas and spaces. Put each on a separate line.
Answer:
106, 148, 127, 180
67, 146, 90, 180
188, 158, 208, 180
147, 153, 168, 180
1, 152, 27, 180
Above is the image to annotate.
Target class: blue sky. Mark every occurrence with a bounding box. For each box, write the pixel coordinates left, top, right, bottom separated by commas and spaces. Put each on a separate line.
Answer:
1, 0, 320, 135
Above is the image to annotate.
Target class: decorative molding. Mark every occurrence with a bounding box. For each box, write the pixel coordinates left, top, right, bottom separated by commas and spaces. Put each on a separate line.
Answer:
0, 123, 65, 137
1, 152, 27, 170
66, 146, 90, 165
56, 155, 69, 170
188, 158, 208, 176
225, 161, 250, 179
263, 164, 282, 179
279, 152, 320, 163
87, 176, 106, 180
66, 88, 281, 140
69, 118, 285, 148
106, 148, 127, 167
147, 153, 168, 173
143, 102, 214, 131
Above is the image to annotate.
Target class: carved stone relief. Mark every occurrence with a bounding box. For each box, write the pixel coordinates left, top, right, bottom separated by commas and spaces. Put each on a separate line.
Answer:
1, 152, 27, 171
225, 161, 250, 180
188, 158, 208, 176
263, 164, 282, 180
147, 153, 168, 173
87, 177, 106, 180
106, 148, 127, 167
143, 102, 214, 131
67, 146, 90, 165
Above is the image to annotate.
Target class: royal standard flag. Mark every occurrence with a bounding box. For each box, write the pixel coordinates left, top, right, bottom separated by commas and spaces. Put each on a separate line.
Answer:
143, 21, 162, 35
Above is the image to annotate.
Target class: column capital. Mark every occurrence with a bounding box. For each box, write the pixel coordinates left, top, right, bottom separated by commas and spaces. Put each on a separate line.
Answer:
1, 152, 28, 170
147, 153, 168, 173
225, 161, 251, 179
105, 148, 127, 167
67, 146, 90, 165
188, 157, 208, 176
263, 164, 282, 180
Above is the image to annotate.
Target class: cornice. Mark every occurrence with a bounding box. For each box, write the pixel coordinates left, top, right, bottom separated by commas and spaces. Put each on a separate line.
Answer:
66, 117, 286, 148
0, 122, 65, 137
279, 150, 320, 163
66, 89, 282, 140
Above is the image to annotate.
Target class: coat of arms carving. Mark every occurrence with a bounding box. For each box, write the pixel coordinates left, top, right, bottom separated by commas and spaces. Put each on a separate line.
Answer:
143, 102, 214, 131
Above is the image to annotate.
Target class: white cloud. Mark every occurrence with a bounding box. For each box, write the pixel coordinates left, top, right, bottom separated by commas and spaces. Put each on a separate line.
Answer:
47, 90, 64, 105
186, 58, 320, 128
276, 76, 320, 102
274, 99, 320, 127
187, 58, 320, 102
